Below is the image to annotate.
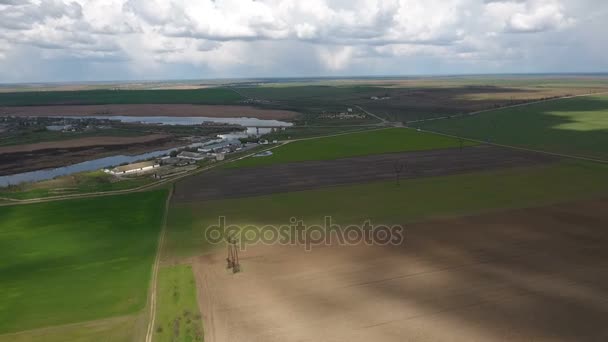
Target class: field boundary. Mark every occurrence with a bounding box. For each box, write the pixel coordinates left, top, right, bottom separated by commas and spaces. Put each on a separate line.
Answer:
144, 186, 173, 342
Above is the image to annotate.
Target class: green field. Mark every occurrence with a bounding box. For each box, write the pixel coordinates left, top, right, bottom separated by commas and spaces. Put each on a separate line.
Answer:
0, 190, 167, 334
228, 128, 475, 168
0, 88, 241, 106
260, 126, 378, 141
420, 95, 608, 159
237, 85, 377, 100
0, 128, 147, 147
153, 265, 203, 342
164, 161, 608, 260
0, 171, 155, 200
0, 316, 141, 342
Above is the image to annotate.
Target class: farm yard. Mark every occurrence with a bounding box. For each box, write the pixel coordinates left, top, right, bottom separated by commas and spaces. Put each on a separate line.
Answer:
0, 191, 168, 340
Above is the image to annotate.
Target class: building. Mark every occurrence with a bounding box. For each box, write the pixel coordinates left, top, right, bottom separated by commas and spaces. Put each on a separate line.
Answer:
178, 151, 207, 161
254, 151, 273, 157
107, 161, 159, 175
198, 140, 242, 154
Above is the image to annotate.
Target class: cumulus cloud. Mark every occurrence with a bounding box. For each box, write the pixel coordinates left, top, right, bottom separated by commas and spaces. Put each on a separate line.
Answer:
0, 0, 605, 82
484, 0, 574, 33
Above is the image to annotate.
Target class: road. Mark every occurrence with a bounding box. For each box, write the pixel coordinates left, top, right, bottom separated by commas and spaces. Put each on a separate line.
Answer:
353, 104, 390, 125
144, 186, 173, 342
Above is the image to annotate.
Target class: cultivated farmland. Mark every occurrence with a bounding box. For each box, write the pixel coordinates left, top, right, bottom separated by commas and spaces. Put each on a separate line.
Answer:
3, 104, 298, 120
227, 128, 477, 168
164, 160, 608, 261
0, 190, 167, 336
174, 145, 557, 202
0, 88, 242, 106
420, 95, 608, 160
193, 198, 608, 342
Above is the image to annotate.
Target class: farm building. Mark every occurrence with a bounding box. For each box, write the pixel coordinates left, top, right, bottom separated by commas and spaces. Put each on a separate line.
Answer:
178, 151, 207, 161
198, 140, 242, 153
107, 161, 159, 175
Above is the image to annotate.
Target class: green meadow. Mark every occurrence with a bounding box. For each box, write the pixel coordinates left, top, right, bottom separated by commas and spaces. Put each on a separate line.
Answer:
0, 190, 167, 334
228, 128, 476, 168
0, 171, 154, 200
420, 95, 608, 159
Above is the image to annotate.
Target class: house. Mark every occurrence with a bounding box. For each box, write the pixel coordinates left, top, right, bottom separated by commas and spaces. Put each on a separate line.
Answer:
107, 161, 159, 175
178, 151, 207, 161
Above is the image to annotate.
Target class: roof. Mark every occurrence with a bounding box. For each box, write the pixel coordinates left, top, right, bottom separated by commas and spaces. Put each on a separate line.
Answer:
178, 151, 206, 158
113, 161, 157, 172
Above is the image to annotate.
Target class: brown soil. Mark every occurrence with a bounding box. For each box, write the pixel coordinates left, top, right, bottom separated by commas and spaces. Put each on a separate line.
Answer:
0, 134, 170, 154
173, 145, 557, 202
2, 104, 298, 120
0, 135, 179, 176
193, 198, 608, 342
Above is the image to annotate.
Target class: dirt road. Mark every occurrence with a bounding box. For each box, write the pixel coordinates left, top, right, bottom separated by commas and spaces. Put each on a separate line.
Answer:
193, 198, 608, 342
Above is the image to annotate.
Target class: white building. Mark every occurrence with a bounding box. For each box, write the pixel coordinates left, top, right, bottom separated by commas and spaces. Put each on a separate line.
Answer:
178, 151, 207, 161
107, 161, 159, 175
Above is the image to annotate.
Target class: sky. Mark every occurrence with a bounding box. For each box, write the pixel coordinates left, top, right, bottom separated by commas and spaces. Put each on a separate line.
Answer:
0, 0, 607, 83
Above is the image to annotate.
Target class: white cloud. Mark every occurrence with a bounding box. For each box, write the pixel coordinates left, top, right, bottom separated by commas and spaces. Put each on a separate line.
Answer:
0, 0, 605, 82
484, 0, 574, 33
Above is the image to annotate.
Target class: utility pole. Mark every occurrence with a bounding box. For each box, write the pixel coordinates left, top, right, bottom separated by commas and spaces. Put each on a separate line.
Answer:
226, 236, 241, 273
393, 160, 405, 186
